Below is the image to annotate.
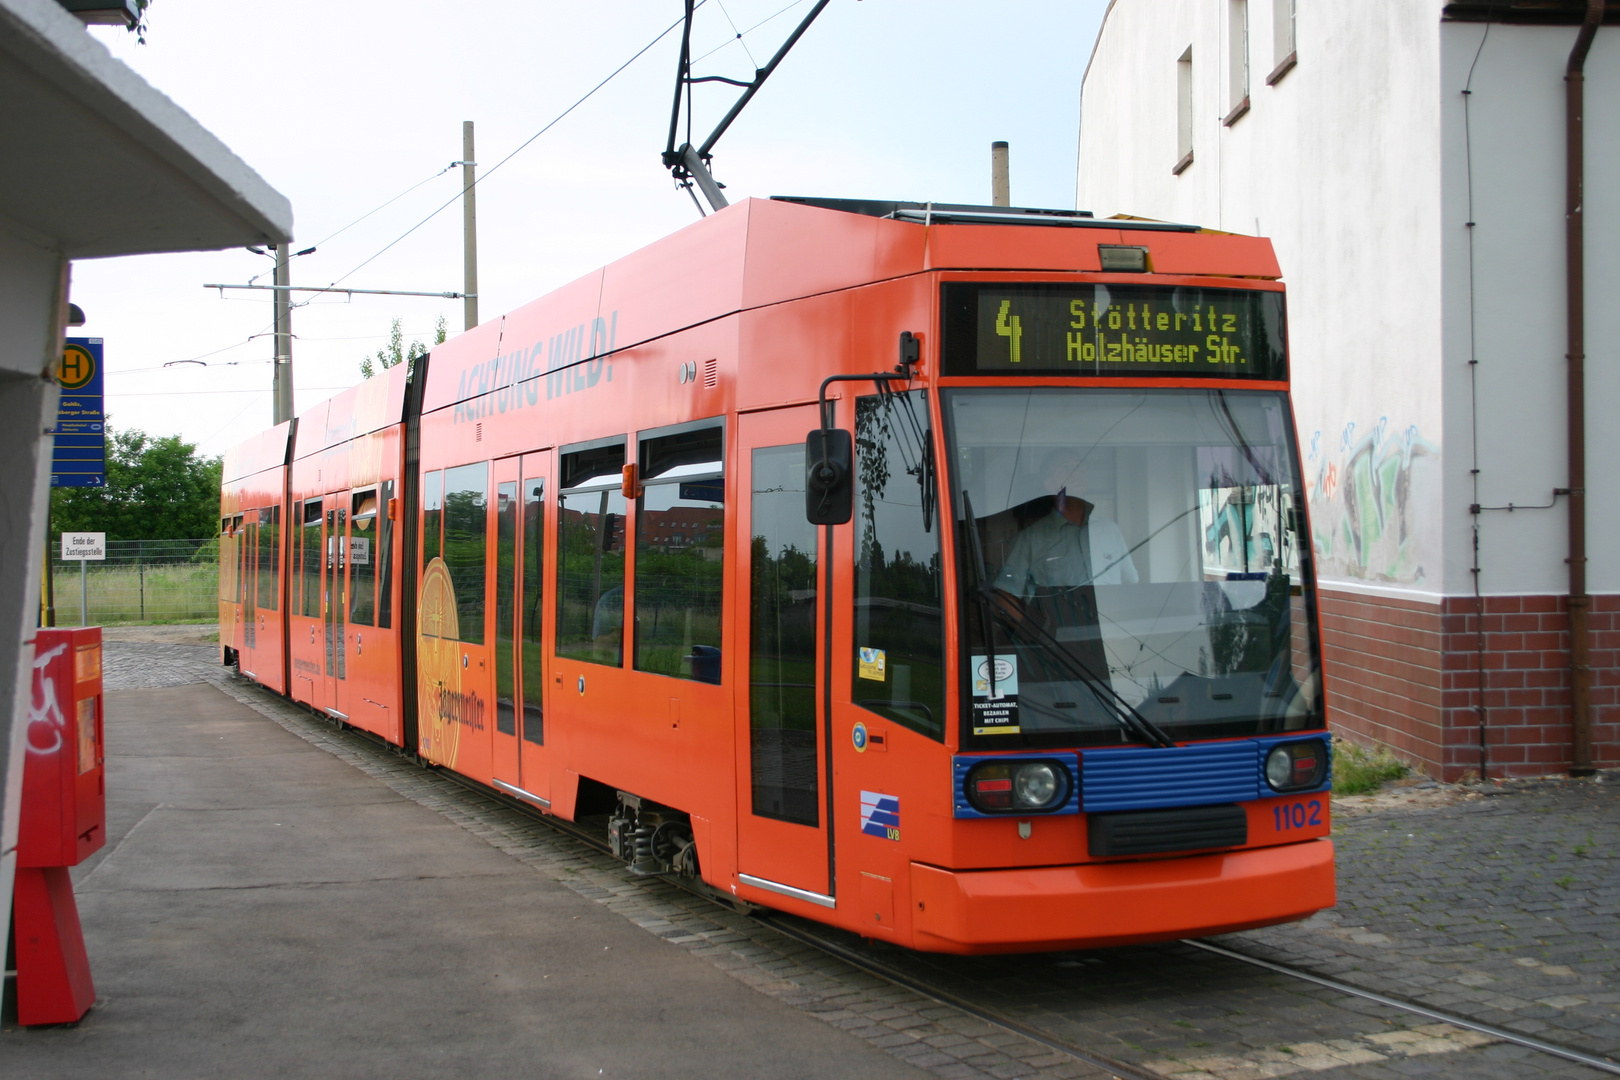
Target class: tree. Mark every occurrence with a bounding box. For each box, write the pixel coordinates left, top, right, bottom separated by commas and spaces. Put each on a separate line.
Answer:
360, 314, 447, 379
50, 426, 223, 540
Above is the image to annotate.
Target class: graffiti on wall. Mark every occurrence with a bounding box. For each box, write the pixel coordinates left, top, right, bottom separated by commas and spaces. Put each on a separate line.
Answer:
1306, 417, 1439, 585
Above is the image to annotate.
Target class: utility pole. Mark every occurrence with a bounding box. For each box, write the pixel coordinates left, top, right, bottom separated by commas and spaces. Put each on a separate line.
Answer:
991, 142, 1010, 207
462, 121, 479, 331
272, 242, 293, 424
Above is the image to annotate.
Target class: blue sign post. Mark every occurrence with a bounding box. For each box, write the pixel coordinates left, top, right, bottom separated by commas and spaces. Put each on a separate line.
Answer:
52, 338, 106, 488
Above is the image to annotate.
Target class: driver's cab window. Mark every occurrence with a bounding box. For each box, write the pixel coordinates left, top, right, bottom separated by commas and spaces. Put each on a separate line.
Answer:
949, 388, 1317, 747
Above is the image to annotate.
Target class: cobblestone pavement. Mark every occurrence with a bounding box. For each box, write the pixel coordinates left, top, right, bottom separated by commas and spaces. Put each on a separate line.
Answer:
100, 641, 1620, 1079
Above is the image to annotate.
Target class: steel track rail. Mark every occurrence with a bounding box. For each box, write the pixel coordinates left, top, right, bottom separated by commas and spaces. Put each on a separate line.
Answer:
295, 706, 1619, 1079
754, 912, 1159, 1080
1184, 939, 1620, 1076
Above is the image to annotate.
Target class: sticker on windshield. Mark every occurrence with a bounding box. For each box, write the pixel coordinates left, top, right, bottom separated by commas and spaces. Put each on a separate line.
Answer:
857, 647, 886, 681
972, 654, 1018, 697
971, 653, 1021, 735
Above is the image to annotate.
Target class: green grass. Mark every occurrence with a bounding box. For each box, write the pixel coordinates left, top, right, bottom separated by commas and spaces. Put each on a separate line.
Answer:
1331, 737, 1411, 795
52, 563, 219, 625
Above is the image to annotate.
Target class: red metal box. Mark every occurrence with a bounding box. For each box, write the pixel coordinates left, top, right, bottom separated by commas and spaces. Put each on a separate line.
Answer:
21, 627, 106, 868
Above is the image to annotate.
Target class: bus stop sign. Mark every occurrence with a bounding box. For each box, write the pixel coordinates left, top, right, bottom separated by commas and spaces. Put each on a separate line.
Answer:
52, 338, 106, 489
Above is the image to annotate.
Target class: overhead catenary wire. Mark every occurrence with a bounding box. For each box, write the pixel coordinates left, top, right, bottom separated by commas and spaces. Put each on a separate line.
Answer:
114, 387, 351, 397
693, 0, 807, 63
304, 163, 460, 253
299, 6, 704, 307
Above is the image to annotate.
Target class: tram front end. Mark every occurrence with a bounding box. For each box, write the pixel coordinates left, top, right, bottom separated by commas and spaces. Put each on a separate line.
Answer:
832, 275, 1334, 954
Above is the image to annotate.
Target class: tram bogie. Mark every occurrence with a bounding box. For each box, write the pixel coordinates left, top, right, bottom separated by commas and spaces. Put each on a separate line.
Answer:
221, 196, 1335, 954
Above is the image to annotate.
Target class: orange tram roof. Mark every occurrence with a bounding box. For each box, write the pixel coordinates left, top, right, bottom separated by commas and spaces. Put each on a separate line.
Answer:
246, 196, 1281, 464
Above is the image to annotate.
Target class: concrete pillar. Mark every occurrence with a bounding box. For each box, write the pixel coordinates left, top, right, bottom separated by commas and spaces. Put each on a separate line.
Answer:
0, 223, 66, 945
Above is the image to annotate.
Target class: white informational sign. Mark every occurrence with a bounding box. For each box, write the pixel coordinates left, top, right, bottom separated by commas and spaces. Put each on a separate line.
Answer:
348, 536, 371, 566
61, 532, 106, 561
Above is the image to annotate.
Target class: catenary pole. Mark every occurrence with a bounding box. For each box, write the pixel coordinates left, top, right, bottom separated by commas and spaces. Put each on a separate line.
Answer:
462, 122, 479, 331
273, 242, 293, 424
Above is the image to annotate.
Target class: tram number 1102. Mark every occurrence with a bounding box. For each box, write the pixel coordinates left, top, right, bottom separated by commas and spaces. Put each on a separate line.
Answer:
1272, 799, 1324, 832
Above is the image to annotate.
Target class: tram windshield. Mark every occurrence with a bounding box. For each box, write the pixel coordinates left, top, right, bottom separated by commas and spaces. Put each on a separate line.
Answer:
945, 388, 1323, 748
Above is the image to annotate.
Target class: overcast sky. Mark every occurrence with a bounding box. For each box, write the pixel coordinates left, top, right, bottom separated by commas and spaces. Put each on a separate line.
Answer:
77, 0, 1108, 456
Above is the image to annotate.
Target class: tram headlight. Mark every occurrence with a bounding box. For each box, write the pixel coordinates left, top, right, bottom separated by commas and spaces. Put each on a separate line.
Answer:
1014, 762, 1059, 807
965, 758, 1071, 814
1264, 740, 1326, 792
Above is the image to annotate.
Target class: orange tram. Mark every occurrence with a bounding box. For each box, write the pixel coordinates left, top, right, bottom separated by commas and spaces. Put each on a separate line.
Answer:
219, 197, 1335, 954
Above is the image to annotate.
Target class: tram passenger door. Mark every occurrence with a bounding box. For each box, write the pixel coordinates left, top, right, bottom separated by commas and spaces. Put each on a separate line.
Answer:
491, 453, 551, 805
242, 513, 258, 651
322, 494, 348, 711
491, 458, 521, 787
735, 407, 832, 902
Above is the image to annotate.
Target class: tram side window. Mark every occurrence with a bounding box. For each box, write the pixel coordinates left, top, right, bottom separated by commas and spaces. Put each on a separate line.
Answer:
634, 424, 724, 684
853, 391, 945, 740
219, 517, 231, 601
267, 506, 281, 610
234, 514, 245, 603
301, 499, 322, 617
258, 507, 278, 611
377, 479, 395, 629
556, 442, 627, 667
495, 481, 517, 736
423, 469, 443, 569
522, 475, 544, 743
750, 443, 819, 826
349, 489, 378, 626
442, 462, 488, 645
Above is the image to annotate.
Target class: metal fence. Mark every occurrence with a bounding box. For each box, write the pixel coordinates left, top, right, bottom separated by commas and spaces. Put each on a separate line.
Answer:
51, 538, 219, 626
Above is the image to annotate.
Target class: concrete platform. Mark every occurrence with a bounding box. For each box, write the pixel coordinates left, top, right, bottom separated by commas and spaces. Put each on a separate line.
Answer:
1, 682, 933, 1079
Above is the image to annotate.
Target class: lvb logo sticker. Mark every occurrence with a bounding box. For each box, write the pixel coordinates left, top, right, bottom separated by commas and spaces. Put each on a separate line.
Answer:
859, 791, 900, 841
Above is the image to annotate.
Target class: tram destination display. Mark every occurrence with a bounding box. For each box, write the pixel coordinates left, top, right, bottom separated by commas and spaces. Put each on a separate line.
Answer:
942, 283, 1286, 380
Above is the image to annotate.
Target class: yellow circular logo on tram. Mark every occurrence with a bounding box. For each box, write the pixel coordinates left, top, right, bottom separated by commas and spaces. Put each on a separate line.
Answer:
416, 557, 464, 768
58, 344, 96, 391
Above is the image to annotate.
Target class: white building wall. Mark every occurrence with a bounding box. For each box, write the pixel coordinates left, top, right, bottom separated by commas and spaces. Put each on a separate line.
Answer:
1439, 23, 1620, 597
1079, 0, 1448, 594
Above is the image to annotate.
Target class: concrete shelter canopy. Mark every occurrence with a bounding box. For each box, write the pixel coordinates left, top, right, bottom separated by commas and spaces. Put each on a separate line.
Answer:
0, 0, 292, 259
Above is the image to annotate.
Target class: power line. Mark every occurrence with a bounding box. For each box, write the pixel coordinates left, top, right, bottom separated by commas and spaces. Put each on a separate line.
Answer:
305, 163, 459, 252
302, 6, 703, 306
111, 382, 351, 395
112, 387, 350, 397
105, 325, 278, 375
694, 0, 809, 63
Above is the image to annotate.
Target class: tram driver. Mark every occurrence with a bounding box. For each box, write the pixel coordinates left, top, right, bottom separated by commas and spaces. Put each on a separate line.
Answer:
989, 449, 1139, 732
992, 449, 1138, 600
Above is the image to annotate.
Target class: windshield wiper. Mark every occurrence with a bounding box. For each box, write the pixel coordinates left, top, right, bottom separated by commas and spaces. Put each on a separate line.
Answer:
977, 582, 1177, 749
960, 491, 1001, 695
960, 489, 1173, 748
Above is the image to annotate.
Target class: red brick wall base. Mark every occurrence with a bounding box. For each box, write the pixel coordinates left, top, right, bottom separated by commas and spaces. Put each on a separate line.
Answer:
1318, 589, 1619, 781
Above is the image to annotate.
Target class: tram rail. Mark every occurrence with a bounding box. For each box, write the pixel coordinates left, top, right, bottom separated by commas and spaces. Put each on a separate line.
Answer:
430, 731, 1620, 1079
283, 681, 1619, 1080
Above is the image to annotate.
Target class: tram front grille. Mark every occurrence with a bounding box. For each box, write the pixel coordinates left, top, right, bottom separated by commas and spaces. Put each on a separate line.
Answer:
1087, 803, 1247, 857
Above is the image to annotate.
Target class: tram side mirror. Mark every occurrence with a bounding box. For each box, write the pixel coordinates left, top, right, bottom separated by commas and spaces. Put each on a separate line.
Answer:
805, 428, 853, 525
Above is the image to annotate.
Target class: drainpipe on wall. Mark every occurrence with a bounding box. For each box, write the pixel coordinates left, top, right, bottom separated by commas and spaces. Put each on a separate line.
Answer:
1565, 0, 1602, 777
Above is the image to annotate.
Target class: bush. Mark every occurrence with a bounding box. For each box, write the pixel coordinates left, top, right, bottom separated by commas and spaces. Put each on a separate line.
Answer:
1332, 737, 1411, 795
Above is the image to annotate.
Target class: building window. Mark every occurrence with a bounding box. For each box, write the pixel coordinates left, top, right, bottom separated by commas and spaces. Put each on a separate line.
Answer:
1174, 46, 1195, 174
1224, 0, 1250, 125
1267, 0, 1297, 85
